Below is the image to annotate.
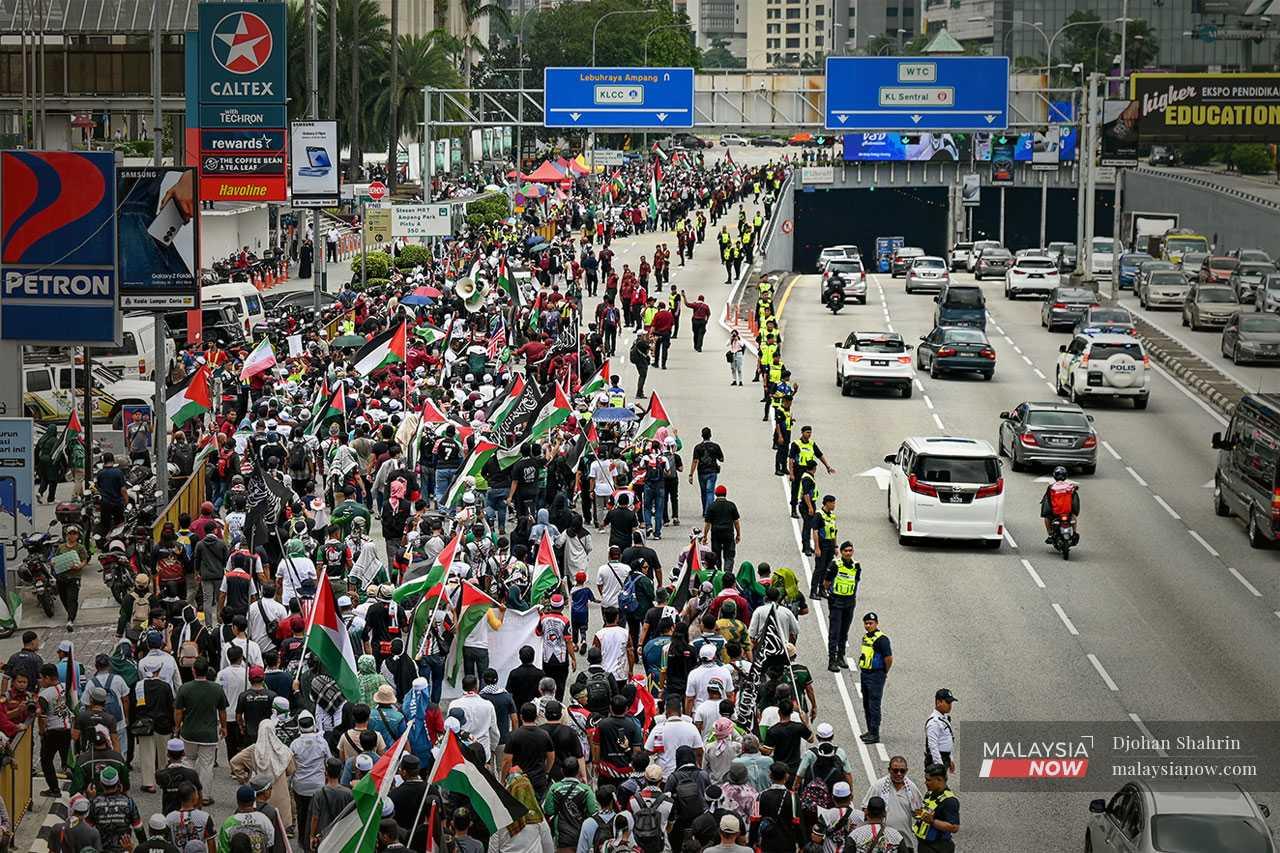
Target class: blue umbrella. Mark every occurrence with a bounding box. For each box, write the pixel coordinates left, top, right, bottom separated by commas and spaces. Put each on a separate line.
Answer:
400, 293, 436, 306
592, 407, 637, 422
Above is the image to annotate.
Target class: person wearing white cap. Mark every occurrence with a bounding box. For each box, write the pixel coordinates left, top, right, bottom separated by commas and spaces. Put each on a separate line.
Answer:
796, 723, 851, 792
813, 780, 862, 853
62, 796, 100, 852
684, 642, 736, 713
228, 697, 297, 829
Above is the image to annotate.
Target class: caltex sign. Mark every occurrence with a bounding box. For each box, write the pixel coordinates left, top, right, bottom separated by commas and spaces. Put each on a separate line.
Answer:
199, 4, 286, 106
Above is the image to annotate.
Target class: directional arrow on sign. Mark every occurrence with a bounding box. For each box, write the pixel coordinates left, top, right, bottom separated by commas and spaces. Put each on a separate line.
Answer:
911, 114, 923, 124
656, 113, 668, 122
570, 112, 581, 121
985, 115, 998, 123
859, 467, 892, 491
838, 115, 848, 124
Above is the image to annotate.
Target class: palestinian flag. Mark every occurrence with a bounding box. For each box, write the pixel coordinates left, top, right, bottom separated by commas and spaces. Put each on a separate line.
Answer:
54, 406, 82, 465
580, 359, 610, 398
671, 537, 702, 611
647, 169, 659, 222
496, 256, 522, 308
304, 568, 363, 702
316, 384, 346, 427
317, 727, 413, 853
239, 338, 277, 381
352, 321, 407, 376
486, 375, 528, 428
652, 141, 668, 163
497, 383, 572, 467
395, 532, 461, 655
637, 391, 670, 440
166, 365, 212, 428
609, 170, 624, 198
421, 399, 472, 440
304, 379, 331, 436
443, 440, 498, 508
428, 730, 527, 834
414, 324, 447, 346
445, 582, 498, 685
528, 530, 562, 605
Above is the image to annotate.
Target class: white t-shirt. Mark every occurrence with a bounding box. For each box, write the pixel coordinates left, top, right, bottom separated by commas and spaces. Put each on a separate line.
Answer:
685, 662, 735, 704
645, 715, 702, 774
596, 561, 629, 609
594, 624, 630, 679
589, 459, 616, 496
694, 697, 724, 733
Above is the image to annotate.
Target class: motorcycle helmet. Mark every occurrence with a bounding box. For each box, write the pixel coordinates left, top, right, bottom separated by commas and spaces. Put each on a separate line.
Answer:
1052, 466, 1068, 481
107, 538, 127, 554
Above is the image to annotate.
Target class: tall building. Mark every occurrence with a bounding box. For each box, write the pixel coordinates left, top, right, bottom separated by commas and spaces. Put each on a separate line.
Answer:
744, 0, 846, 67
687, 0, 747, 54
846, 0, 918, 54
377, 0, 492, 44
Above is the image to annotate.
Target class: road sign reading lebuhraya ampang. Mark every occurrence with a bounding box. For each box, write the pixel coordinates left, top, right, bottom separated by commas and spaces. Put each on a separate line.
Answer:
544, 67, 694, 128
0, 150, 120, 345
825, 56, 1009, 132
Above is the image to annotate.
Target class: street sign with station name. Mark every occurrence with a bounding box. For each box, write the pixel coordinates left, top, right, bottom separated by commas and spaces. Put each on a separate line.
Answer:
544, 67, 694, 129
825, 57, 1009, 132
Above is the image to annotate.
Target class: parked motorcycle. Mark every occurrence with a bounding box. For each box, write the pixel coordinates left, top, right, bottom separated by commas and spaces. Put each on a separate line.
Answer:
18, 522, 60, 617
1048, 514, 1079, 560
98, 539, 134, 606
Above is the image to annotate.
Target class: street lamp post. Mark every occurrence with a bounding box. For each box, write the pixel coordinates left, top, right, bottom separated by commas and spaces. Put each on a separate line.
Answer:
590, 8, 658, 176
515, 10, 538, 173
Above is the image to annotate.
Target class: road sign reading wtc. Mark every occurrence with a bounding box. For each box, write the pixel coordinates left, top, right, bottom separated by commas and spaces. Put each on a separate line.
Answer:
825, 56, 1009, 132
544, 67, 694, 129
368, 180, 387, 201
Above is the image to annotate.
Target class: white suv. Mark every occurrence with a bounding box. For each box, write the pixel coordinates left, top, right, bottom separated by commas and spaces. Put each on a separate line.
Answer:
1005, 255, 1061, 299
885, 436, 1005, 548
1055, 333, 1151, 409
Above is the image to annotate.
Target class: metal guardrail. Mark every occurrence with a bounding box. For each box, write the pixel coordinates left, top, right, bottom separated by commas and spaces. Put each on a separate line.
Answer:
152, 448, 210, 542
0, 722, 33, 826
1132, 165, 1280, 213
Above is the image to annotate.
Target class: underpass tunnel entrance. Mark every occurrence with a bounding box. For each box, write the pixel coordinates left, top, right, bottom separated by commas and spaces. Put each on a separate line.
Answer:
968, 187, 1114, 250
794, 186, 950, 271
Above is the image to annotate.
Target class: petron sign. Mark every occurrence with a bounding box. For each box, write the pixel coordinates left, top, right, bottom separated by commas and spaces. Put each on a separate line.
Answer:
196, 3, 288, 201
1128, 73, 1280, 143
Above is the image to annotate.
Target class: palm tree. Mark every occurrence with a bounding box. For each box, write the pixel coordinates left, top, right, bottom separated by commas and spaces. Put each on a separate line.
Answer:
458, 0, 509, 88
374, 32, 462, 177
285, 2, 309, 121
319, 0, 389, 178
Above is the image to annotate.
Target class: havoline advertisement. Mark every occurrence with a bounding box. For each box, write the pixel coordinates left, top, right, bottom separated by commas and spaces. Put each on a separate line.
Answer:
1129, 73, 1280, 142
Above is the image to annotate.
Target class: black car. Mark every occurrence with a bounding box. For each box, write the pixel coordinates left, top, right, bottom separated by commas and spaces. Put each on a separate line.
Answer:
1212, 392, 1280, 547
1054, 245, 1079, 274
997, 401, 1098, 474
974, 249, 1012, 280
750, 136, 786, 147
1221, 312, 1280, 364
916, 326, 996, 380
1041, 286, 1098, 331
163, 305, 246, 349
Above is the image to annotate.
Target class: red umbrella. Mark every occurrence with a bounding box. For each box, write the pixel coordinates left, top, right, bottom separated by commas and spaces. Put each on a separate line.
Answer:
410, 285, 442, 299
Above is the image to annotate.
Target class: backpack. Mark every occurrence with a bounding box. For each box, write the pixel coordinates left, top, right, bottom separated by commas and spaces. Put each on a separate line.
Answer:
288, 442, 308, 474
632, 792, 668, 853
672, 772, 704, 825
619, 571, 643, 615
551, 785, 588, 847
799, 775, 834, 817
90, 673, 125, 723
584, 669, 612, 714
804, 749, 847, 790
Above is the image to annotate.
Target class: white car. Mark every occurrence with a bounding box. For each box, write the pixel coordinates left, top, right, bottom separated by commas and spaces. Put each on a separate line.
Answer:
885, 436, 1005, 548
1004, 255, 1061, 299
903, 256, 949, 294
967, 240, 1003, 273
817, 244, 859, 274
833, 331, 914, 398
1089, 237, 1122, 277
1055, 333, 1151, 409
720, 134, 749, 146
949, 242, 973, 271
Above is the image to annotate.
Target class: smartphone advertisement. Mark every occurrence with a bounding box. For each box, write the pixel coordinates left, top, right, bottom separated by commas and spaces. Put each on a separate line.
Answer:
289, 120, 340, 207
991, 135, 1015, 185
117, 166, 200, 309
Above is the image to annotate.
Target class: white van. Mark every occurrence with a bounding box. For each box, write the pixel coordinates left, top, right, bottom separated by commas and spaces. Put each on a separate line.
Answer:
92, 314, 175, 381
201, 282, 267, 336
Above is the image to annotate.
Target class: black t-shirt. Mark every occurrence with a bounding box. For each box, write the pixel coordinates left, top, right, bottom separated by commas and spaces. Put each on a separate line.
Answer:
4, 649, 42, 688
88, 792, 141, 853
541, 722, 584, 774
510, 457, 543, 499
155, 764, 202, 816
236, 687, 276, 735
703, 498, 740, 531
765, 720, 812, 773
506, 663, 545, 711
691, 441, 724, 475
604, 507, 638, 549
596, 715, 641, 764
620, 545, 661, 573
506, 724, 554, 785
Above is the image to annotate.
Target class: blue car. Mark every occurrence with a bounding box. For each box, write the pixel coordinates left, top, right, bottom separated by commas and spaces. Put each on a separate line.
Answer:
1118, 252, 1154, 290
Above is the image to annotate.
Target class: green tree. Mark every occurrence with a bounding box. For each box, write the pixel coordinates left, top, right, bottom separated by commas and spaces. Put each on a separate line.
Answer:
701, 37, 744, 69
1230, 143, 1273, 175
1059, 11, 1111, 76
458, 0, 510, 88
520, 0, 696, 76
372, 32, 462, 173
285, 2, 310, 121
1117, 19, 1159, 71
319, 0, 390, 178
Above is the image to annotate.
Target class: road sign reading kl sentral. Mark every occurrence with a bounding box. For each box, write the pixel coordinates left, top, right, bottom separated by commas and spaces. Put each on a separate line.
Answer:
825, 56, 1009, 132
544, 67, 694, 128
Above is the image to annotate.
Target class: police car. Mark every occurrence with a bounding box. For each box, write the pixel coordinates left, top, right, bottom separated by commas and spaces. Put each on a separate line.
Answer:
1055, 333, 1151, 409
833, 331, 914, 398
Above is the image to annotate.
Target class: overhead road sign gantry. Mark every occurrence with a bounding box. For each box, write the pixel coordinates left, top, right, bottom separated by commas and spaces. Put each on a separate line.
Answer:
824, 56, 1009, 132
544, 67, 694, 129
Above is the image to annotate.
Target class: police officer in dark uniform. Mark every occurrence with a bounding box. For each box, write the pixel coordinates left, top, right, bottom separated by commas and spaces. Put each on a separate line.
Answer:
797, 460, 818, 554
807, 494, 838, 599
772, 396, 794, 475
857, 612, 892, 745
825, 541, 861, 673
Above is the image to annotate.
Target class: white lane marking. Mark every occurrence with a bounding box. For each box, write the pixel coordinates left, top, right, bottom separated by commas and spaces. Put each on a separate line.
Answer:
1051, 603, 1080, 636
1152, 495, 1181, 520
1129, 714, 1168, 758
1021, 355, 1033, 366
875, 743, 890, 763
1044, 381, 1057, 392
1101, 441, 1122, 461
1125, 466, 1148, 487
923, 395, 934, 410
1003, 336, 1015, 345
1003, 528, 1018, 549
1228, 567, 1263, 597
1188, 530, 1219, 557
914, 379, 925, 392
1021, 558, 1046, 589
993, 325, 1006, 335
783, 480, 877, 784
1033, 368, 1046, 380
1087, 654, 1120, 691
1013, 346, 1024, 356
932, 413, 946, 430
1150, 363, 1229, 428
886, 323, 895, 333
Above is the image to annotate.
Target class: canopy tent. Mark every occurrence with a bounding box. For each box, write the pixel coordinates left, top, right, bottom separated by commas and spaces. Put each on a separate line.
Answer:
524, 161, 566, 183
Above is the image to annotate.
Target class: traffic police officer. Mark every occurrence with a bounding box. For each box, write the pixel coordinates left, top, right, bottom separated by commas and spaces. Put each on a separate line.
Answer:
768, 367, 794, 422
798, 460, 818, 553
925, 688, 957, 773
808, 494, 838, 598
772, 396, 794, 475
826, 541, 861, 673
913, 764, 960, 852
789, 425, 835, 518
857, 611, 892, 744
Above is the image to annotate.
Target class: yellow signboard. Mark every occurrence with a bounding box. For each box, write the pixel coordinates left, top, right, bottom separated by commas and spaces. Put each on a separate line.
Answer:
365, 204, 392, 246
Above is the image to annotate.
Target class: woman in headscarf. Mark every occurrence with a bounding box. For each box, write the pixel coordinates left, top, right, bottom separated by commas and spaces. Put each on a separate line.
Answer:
401, 677, 436, 763
229, 697, 297, 827
487, 763, 553, 853
356, 654, 387, 705
380, 478, 411, 569
770, 565, 809, 616
735, 560, 768, 612
278, 537, 317, 609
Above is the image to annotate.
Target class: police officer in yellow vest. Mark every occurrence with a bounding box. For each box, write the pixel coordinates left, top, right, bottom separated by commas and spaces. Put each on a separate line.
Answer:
722, 240, 734, 284
857, 611, 892, 744
788, 425, 835, 518
807, 494, 838, 598
741, 227, 753, 263
825, 541, 860, 673
772, 396, 794, 476
913, 764, 960, 853
730, 242, 743, 280
757, 334, 779, 386
753, 212, 763, 232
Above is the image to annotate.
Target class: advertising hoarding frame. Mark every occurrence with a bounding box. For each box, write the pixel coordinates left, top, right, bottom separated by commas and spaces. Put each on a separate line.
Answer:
118, 165, 202, 310
289, 120, 341, 208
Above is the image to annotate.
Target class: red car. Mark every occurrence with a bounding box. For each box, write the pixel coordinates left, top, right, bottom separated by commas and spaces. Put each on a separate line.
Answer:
1199, 255, 1239, 283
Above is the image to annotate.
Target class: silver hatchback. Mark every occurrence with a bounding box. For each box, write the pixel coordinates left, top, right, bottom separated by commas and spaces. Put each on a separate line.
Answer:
1086, 781, 1274, 853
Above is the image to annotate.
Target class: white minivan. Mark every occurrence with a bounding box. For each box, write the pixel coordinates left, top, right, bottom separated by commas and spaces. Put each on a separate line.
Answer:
885, 436, 1005, 548
201, 282, 267, 337
93, 314, 176, 381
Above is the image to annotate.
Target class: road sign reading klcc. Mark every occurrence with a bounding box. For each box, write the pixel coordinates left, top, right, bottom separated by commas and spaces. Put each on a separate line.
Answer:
544, 67, 695, 129
825, 56, 1009, 132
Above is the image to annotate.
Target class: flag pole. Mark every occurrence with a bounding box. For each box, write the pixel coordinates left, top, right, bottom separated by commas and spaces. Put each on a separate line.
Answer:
413, 533, 460, 658
348, 720, 415, 853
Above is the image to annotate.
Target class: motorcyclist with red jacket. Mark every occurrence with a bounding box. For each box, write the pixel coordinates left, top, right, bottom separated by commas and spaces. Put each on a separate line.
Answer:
1041, 466, 1080, 542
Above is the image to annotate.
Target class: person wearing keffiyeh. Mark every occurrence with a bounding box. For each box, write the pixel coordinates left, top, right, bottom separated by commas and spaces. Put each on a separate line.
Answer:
861, 756, 923, 847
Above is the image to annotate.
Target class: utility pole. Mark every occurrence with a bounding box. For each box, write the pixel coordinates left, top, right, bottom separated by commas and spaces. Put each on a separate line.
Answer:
388, 0, 399, 191
1083, 73, 1100, 284
328, 0, 337, 118
309, 0, 324, 311
350, 0, 360, 183
152, 0, 167, 504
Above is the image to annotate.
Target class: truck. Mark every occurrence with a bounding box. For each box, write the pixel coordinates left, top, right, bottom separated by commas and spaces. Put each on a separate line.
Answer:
1123, 211, 1180, 258
23, 360, 153, 428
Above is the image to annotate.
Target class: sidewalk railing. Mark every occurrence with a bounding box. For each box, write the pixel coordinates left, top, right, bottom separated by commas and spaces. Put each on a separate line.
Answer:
0, 723, 33, 826
152, 449, 211, 542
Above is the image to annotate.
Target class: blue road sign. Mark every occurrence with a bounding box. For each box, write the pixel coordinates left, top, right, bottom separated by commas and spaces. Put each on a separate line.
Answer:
825, 56, 1009, 132
544, 67, 694, 129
